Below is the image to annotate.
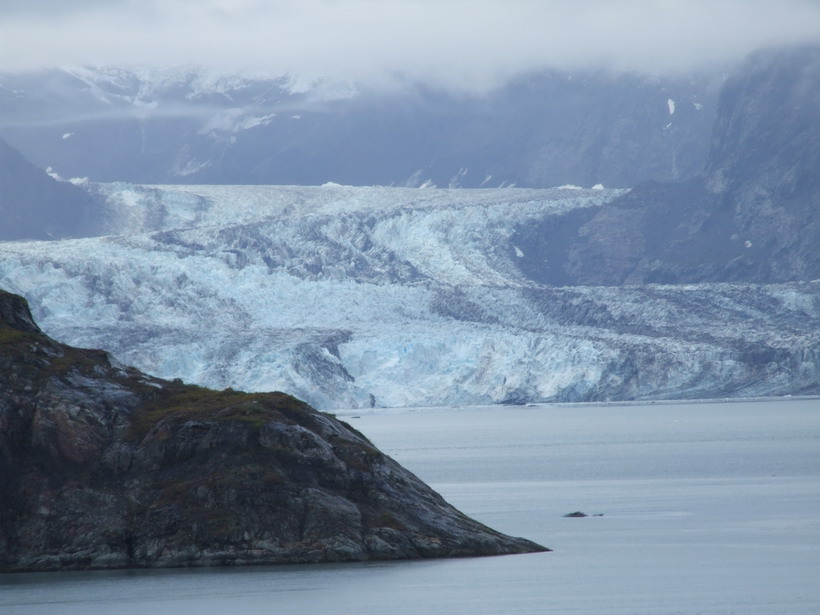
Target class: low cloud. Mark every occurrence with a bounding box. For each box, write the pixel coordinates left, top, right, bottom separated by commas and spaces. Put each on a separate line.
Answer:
3, 0, 820, 91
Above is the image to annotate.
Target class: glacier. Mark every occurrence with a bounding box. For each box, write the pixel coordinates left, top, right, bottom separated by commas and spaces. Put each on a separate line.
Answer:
1, 183, 818, 409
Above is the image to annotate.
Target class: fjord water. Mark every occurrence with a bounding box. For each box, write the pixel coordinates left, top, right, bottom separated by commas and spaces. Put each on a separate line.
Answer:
2, 399, 818, 614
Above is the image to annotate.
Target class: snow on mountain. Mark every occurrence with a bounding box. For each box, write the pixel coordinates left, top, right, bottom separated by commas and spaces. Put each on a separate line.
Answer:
0, 65, 719, 188
1, 184, 818, 409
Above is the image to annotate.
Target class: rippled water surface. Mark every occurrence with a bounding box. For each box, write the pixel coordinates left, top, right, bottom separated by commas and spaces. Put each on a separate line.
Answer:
2, 399, 819, 614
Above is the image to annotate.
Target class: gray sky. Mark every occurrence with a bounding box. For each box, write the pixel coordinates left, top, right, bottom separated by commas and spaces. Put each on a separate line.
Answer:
2, 0, 820, 90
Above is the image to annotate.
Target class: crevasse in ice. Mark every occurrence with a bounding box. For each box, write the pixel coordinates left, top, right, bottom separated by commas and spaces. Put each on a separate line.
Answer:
1, 184, 817, 409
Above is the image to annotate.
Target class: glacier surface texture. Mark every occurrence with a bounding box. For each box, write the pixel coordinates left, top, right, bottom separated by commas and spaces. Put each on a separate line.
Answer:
1, 184, 818, 409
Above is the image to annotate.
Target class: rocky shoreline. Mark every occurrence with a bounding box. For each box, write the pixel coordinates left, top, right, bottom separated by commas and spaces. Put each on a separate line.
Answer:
0, 289, 546, 572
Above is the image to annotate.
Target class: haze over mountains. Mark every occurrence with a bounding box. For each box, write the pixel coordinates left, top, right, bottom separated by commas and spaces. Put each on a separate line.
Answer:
1, 45, 818, 409
0, 65, 718, 189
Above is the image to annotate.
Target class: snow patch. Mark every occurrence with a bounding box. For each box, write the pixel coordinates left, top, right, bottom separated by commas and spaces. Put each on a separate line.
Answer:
240, 114, 277, 130
171, 158, 212, 177
449, 168, 468, 189
200, 109, 276, 135
282, 75, 358, 101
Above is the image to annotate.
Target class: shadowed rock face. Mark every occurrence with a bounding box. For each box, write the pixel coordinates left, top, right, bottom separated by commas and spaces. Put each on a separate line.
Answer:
515, 45, 820, 286
0, 289, 546, 572
0, 138, 103, 241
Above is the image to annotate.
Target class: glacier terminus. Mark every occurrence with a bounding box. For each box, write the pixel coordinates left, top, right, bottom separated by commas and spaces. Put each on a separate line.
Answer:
1, 183, 818, 410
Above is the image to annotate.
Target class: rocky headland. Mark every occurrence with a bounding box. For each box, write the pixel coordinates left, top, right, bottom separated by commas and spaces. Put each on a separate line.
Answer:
0, 289, 546, 572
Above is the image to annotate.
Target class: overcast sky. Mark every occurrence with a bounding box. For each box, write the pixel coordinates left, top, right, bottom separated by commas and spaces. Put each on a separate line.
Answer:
2, 0, 820, 90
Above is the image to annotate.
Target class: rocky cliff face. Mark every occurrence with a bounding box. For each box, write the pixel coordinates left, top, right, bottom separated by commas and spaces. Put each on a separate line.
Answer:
525, 45, 820, 285
0, 289, 545, 572
0, 138, 103, 241
700, 45, 820, 282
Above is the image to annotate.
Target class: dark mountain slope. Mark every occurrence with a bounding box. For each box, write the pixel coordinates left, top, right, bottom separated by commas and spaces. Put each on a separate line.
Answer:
0, 137, 103, 241
700, 45, 820, 281
0, 289, 545, 572
517, 45, 820, 285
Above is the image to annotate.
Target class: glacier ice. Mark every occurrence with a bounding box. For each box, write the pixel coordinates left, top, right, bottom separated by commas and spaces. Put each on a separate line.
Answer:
1, 183, 818, 409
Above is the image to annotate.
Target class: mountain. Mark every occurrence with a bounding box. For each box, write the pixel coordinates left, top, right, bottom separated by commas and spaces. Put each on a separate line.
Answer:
0, 137, 102, 241
1, 47, 817, 409
0, 66, 719, 188
0, 288, 545, 572
1, 184, 817, 410
536, 45, 820, 285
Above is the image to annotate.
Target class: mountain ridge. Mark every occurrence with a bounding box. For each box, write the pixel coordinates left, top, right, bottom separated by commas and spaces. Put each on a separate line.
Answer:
1, 45, 818, 409
0, 64, 720, 188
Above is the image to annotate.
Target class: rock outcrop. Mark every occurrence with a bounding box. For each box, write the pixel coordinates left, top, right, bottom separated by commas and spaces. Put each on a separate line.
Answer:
0, 289, 546, 572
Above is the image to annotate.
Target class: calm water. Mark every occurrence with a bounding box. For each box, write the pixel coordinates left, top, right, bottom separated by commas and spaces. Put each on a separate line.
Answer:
2, 399, 819, 614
